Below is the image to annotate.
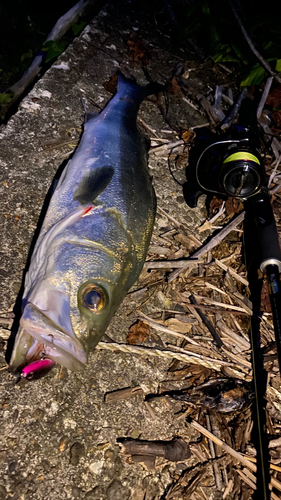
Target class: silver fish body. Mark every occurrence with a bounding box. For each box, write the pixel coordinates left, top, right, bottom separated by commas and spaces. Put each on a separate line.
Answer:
9, 73, 157, 375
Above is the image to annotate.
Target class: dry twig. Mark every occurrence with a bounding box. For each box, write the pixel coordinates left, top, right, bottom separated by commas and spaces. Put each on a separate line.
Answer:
268, 154, 281, 189
104, 386, 144, 403
137, 311, 199, 345
143, 259, 204, 269
257, 77, 274, 119
150, 139, 184, 156
206, 414, 223, 490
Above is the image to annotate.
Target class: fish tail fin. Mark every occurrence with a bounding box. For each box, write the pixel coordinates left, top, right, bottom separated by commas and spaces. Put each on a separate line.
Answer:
116, 71, 163, 99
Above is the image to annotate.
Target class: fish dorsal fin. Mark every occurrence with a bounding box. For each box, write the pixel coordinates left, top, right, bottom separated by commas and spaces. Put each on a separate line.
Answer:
74, 166, 114, 204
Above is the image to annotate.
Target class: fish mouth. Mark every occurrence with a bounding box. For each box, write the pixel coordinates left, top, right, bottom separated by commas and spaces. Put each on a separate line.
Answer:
9, 302, 87, 374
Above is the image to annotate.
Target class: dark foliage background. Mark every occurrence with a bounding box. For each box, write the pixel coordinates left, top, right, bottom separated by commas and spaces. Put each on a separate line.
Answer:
0, 0, 280, 94
0, 0, 77, 91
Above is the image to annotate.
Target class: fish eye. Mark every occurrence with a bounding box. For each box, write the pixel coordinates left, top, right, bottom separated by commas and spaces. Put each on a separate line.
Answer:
82, 285, 105, 313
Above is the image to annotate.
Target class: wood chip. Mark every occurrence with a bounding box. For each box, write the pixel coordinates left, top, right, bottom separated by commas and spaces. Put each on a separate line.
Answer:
269, 437, 281, 449
164, 317, 193, 334
105, 386, 144, 403
148, 245, 171, 255
119, 436, 191, 461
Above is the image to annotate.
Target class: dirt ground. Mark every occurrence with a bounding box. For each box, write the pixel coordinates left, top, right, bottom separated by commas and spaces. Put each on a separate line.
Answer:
1, 2, 281, 500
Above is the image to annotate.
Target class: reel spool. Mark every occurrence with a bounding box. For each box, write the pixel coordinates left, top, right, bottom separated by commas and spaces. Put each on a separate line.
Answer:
195, 135, 265, 200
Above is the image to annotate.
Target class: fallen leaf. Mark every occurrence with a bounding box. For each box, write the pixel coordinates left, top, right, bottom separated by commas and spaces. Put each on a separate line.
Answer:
174, 149, 190, 170
126, 33, 151, 65
209, 196, 224, 217
167, 76, 182, 95
225, 197, 244, 216
174, 233, 200, 252
181, 129, 196, 143
127, 320, 150, 344
266, 84, 281, 108
103, 74, 118, 94
271, 110, 281, 131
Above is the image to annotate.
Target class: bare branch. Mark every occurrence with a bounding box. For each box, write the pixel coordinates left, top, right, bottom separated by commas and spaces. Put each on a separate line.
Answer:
228, 0, 281, 84
257, 77, 274, 119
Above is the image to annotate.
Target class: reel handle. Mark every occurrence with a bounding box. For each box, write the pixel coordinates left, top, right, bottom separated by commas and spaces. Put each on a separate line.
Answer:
182, 180, 206, 208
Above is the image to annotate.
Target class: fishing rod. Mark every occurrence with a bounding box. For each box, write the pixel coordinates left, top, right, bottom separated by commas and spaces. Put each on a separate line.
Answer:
180, 97, 281, 499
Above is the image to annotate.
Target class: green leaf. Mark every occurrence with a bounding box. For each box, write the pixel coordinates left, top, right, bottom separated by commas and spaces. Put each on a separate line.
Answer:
212, 43, 240, 63
201, 2, 210, 15
240, 65, 266, 86
212, 52, 240, 63
42, 40, 69, 63
276, 59, 281, 72
231, 44, 248, 64
0, 92, 13, 105
71, 21, 87, 36
264, 41, 273, 50
210, 24, 221, 45
221, 55, 240, 62
20, 49, 33, 63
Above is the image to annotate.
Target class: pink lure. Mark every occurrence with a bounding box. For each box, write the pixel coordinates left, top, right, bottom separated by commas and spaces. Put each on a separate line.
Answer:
21, 359, 55, 381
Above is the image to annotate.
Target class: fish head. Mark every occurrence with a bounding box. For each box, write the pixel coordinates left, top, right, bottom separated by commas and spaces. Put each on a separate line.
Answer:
9, 240, 135, 377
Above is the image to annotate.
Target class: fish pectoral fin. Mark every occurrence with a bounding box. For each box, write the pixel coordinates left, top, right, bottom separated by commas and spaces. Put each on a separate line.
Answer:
73, 166, 114, 205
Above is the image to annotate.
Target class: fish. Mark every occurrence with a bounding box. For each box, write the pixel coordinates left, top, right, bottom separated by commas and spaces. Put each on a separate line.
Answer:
9, 72, 160, 379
